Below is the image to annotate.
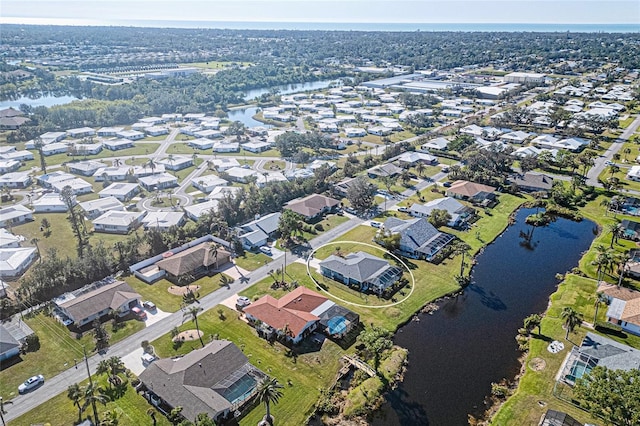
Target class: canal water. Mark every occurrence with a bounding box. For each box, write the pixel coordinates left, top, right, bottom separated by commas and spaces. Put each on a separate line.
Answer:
242, 79, 334, 100
372, 208, 596, 426
0, 94, 79, 109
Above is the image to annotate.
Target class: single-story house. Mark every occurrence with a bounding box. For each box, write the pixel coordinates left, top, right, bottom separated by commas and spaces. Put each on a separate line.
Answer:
184, 200, 219, 221
131, 164, 166, 178
103, 139, 134, 151
409, 197, 474, 228
256, 172, 288, 188
144, 126, 169, 137
510, 172, 554, 193
0, 150, 34, 162
194, 129, 223, 139
0, 247, 38, 279
244, 287, 359, 343
626, 165, 640, 182
319, 251, 403, 295
191, 175, 229, 193
188, 138, 215, 150
538, 410, 582, 426
210, 158, 240, 171
69, 143, 103, 156
98, 183, 140, 202
142, 211, 186, 231
284, 194, 340, 222
500, 130, 531, 144
396, 152, 438, 168
66, 127, 96, 139
380, 217, 455, 261
206, 186, 242, 201
68, 161, 106, 176
154, 242, 231, 283
92, 210, 146, 234
55, 280, 141, 327
620, 219, 640, 240
367, 163, 403, 178
558, 332, 640, 386
332, 176, 359, 198
138, 173, 178, 191
94, 166, 131, 181
446, 180, 497, 204
0, 205, 33, 227
51, 177, 93, 195
139, 340, 265, 423
32, 193, 69, 213
596, 282, 640, 336
37, 171, 75, 188
345, 128, 367, 137
97, 127, 124, 137
157, 156, 193, 171
421, 137, 449, 151
224, 167, 259, 184
0, 171, 32, 189
0, 160, 21, 174
236, 212, 281, 251
212, 142, 240, 153
0, 319, 35, 362
116, 130, 145, 141
241, 141, 271, 153
41, 142, 69, 156
79, 197, 125, 219
0, 229, 23, 249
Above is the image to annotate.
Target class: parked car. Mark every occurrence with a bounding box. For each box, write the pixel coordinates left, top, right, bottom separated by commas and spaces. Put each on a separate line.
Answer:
19, 375, 44, 394
370, 221, 383, 228
259, 246, 272, 255
443, 181, 452, 187
398, 207, 410, 213
142, 301, 156, 311
131, 306, 147, 320
141, 353, 157, 365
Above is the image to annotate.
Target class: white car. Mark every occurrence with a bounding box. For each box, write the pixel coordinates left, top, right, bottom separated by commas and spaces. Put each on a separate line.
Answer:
370, 221, 383, 228
19, 375, 44, 394
141, 353, 157, 365
236, 296, 251, 307
259, 246, 272, 255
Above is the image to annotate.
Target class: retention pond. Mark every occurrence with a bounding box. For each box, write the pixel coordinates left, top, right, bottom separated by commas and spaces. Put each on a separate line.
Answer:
373, 208, 596, 426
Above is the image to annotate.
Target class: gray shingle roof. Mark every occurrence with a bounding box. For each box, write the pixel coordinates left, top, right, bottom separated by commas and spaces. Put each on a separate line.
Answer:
319, 251, 391, 283
0, 325, 20, 357
579, 332, 640, 371
383, 217, 454, 256
57, 281, 140, 323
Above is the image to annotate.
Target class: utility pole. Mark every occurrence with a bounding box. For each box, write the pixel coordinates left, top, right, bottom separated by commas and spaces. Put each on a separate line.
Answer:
83, 346, 100, 424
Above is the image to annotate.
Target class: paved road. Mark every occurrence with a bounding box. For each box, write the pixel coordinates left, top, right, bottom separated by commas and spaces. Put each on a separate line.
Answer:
586, 115, 640, 187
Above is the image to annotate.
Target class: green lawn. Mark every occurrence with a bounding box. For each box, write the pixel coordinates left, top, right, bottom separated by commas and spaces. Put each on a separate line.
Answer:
150, 306, 346, 426
123, 273, 235, 313
620, 116, 635, 129
299, 214, 350, 242
233, 252, 271, 271
8, 374, 171, 426
0, 312, 144, 399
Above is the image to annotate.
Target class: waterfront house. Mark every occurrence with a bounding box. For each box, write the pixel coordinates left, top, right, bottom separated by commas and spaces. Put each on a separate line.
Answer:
380, 217, 455, 261
319, 251, 402, 295
409, 197, 474, 228
620, 219, 640, 241
445, 180, 496, 205
597, 282, 640, 336
510, 172, 554, 193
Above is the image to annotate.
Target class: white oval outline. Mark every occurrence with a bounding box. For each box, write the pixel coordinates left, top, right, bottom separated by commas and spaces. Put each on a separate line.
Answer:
305, 240, 415, 308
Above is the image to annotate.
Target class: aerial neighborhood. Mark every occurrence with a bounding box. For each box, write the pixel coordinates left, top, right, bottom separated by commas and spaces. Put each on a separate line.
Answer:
0, 23, 638, 426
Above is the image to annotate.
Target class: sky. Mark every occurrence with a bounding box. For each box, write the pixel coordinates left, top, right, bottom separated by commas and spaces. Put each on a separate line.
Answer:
1, 0, 639, 27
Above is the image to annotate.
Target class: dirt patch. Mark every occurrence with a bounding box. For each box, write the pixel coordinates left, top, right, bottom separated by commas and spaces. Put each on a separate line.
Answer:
168, 285, 200, 296
172, 329, 203, 342
528, 357, 546, 371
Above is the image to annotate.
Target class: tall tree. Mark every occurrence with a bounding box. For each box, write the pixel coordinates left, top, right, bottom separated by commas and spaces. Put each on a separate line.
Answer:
256, 376, 284, 426
560, 307, 583, 340
81, 383, 110, 425
60, 185, 87, 257
93, 319, 110, 352
67, 383, 83, 424
593, 292, 609, 324
278, 209, 304, 245
356, 325, 393, 372
346, 176, 377, 215
183, 306, 205, 348
34, 137, 47, 174
96, 356, 126, 387
573, 366, 640, 426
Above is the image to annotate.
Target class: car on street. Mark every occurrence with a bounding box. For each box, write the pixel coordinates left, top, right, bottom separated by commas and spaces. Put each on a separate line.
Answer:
131, 306, 147, 320
259, 246, 272, 255
19, 375, 44, 394
142, 301, 156, 311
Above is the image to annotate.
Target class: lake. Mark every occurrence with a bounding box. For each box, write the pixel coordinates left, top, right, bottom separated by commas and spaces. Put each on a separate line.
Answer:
0, 94, 79, 109
242, 80, 334, 100
227, 107, 267, 128
372, 208, 596, 426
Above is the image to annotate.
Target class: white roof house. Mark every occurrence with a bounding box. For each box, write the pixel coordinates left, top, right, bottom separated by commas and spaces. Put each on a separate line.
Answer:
97, 127, 124, 136
69, 142, 103, 156
460, 124, 484, 137
41, 142, 69, 156
141, 211, 186, 230
157, 156, 193, 171
103, 139, 134, 150
37, 171, 75, 188
626, 166, 640, 182
345, 128, 367, 137
206, 186, 242, 201
79, 196, 125, 219
241, 141, 271, 153
0, 171, 31, 189
99, 183, 140, 201
184, 200, 219, 220
409, 197, 473, 227
531, 134, 559, 148
144, 126, 169, 137
93, 166, 131, 181
38, 131, 67, 144
138, 173, 178, 191
210, 158, 240, 171
500, 131, 531, 144
421, 137, 449, 151
0, 229, 25, 248
32, 193, 68, 213
51, 177, 93, 195
512, 146, 542, 158
116, 130, 145, 141
191, 175, 229, 193
397, 152, 438, 167
0, 247, 38, 279
68, 161, 106, 176
257, 172, 288, 188
212, 142, 240, 153
66, 127, 95, 138
131, 164, 166, 178
189, 138, 215, 150
224, 167, 259, 183
92, 211, 146, 234
0, 150, 34, 161
0, 205, 33, 227
194, 129, 223, 139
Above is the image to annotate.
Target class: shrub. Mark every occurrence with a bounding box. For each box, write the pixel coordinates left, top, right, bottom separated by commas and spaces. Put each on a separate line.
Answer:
314, 223, 324, 232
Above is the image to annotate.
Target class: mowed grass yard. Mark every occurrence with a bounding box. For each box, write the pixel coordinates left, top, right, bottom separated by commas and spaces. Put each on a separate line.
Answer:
151, 305, 346, 426
0, 312, 144, 398
8, 374, 171, 426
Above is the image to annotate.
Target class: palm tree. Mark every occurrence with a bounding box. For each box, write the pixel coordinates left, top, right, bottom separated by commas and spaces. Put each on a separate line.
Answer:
416, 162, 426, 177
146, 158, 156, 173
451, 240, 472, 277
256, 376, 284, 425
593, 292, 609, 324
97, 356, 126, 386
67, 383, 83, 424
146, 408, 158, 426
592, 245, 615, 281
82, 383, 110, 424
561, 307, 583, 340
30, 237, 41, 262
99, 409, 120, 426
183, 306, 205, 348
606, 222, 621, 248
